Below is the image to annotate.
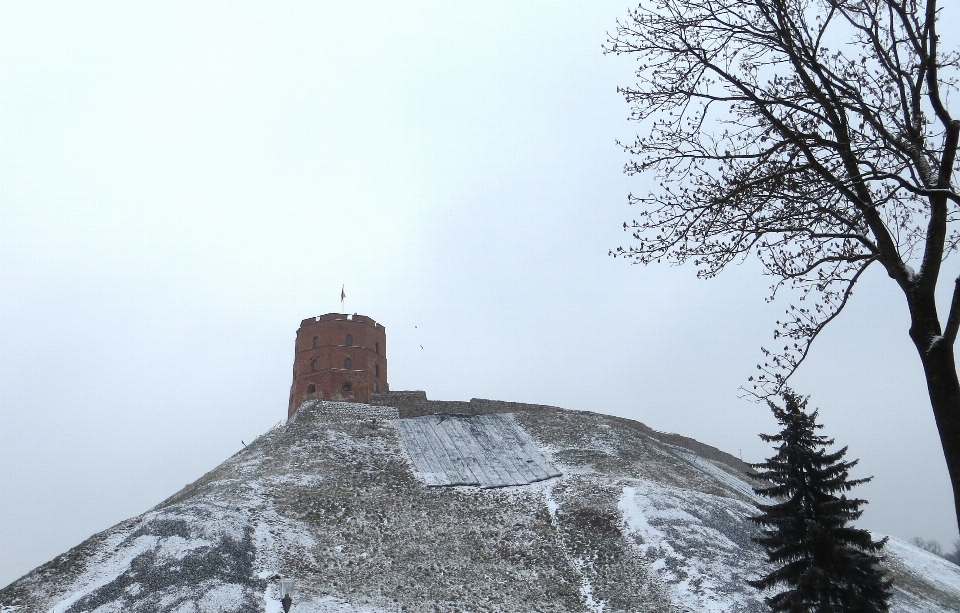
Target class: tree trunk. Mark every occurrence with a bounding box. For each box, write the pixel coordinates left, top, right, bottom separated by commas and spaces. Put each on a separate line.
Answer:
910, 319, 960, 534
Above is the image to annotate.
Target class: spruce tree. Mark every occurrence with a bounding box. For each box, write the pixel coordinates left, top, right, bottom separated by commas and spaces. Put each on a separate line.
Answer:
749, 390, 892, 612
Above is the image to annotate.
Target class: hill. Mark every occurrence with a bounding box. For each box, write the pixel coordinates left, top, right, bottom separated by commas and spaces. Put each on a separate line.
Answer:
2, 398, 958, 612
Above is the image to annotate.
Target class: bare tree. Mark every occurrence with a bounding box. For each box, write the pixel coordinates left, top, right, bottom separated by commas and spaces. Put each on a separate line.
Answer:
605, 0, 960, 531
910, 536, 943, 555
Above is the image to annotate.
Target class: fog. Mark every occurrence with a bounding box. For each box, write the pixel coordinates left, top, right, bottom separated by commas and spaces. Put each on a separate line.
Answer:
2, 0, 958, 586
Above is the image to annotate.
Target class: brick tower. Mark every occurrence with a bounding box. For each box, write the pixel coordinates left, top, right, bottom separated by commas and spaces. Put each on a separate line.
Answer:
288, 313, 388, 417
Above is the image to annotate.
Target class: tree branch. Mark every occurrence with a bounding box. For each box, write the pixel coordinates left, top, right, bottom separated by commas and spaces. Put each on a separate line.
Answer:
942, 274, 960, 345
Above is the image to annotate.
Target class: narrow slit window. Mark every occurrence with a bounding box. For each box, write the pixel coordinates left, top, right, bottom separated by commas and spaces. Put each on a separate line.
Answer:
313, 336, 319, 348
311, 360, 318, 372
346, 334, 353, 346
344, 357, 352, 369
375, 342, 380, 355
375, 364, 380, 378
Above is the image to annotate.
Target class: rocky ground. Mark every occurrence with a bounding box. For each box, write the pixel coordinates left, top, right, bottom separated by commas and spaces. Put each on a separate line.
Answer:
2, 400, 959, 612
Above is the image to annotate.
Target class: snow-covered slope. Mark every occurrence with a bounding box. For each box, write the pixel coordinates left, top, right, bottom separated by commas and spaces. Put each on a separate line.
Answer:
2, 400, 958, 612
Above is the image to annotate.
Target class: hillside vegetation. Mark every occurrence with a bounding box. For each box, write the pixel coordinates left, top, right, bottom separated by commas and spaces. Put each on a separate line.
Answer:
1, 400, 958, 612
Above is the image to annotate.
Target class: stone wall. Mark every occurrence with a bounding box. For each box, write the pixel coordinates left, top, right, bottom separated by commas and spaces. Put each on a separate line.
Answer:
370, 390, 561, 418
294, 399, 400, 422
601, 414, 755, 476
306, 390, 752, 477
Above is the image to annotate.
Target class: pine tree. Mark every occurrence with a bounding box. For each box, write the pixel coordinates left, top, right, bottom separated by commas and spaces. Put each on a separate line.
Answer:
749, 390, 892, 612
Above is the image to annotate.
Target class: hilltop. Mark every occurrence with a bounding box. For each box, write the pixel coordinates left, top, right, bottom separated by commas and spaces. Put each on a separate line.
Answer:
1, 397, 958, 612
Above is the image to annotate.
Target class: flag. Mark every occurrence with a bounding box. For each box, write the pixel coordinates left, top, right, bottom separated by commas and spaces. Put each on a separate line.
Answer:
341, 285, 346, 302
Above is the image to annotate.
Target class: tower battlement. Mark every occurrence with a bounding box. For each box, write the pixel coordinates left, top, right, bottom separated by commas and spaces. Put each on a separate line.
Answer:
287, 313, 388, 417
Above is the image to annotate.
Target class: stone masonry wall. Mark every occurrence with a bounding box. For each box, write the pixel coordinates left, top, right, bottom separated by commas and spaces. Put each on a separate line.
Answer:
293, 399, 400, 422
370, 391, 561, 418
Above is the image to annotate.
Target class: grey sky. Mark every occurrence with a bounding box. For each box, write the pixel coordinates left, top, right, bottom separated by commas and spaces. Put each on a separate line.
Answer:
2, 0, 958, 587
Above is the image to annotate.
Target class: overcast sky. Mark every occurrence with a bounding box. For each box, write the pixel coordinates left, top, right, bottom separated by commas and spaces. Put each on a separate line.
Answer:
3, 0, 960, 587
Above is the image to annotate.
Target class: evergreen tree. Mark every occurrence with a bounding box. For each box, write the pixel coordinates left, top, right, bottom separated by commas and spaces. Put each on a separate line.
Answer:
750, 390, 892, 612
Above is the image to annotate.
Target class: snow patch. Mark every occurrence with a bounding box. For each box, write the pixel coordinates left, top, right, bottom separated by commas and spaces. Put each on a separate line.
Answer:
197, 583, 245, 612
669, 446, 761, 503
48, 536, 159, 613
155, 535, 212, 561
543, 481, 608, 612
884, 536, 960, 604
576, 559, 606, 613
619, 481, 768, 612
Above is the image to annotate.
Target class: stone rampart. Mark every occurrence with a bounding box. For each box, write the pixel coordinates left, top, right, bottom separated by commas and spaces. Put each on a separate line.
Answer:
370, 391, 560, 418
300, 391, 751, 477
294, 399, 400, 422
601, 415, 755, 475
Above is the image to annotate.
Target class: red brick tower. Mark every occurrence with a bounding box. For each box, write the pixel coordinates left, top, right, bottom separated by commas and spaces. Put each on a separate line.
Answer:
288, 313, 388, 417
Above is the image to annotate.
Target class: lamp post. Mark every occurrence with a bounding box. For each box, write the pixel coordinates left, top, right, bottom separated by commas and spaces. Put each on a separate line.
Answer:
279, 578, 295, 613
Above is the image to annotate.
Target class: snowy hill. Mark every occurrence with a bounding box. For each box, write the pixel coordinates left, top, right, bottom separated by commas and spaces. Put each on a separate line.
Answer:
2, 399, 959, 612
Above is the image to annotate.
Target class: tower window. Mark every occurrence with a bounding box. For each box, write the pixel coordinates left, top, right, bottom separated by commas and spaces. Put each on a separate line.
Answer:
342, 382, 352, 392
311, 360, 318, 372
375, 342, 380, 355
307, 384, 316, 393
344, 357, 352, 369
346, 334, 353, 346
313, 336, 319, 348
375, 364, 380, 378
374, 382, 379, 392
